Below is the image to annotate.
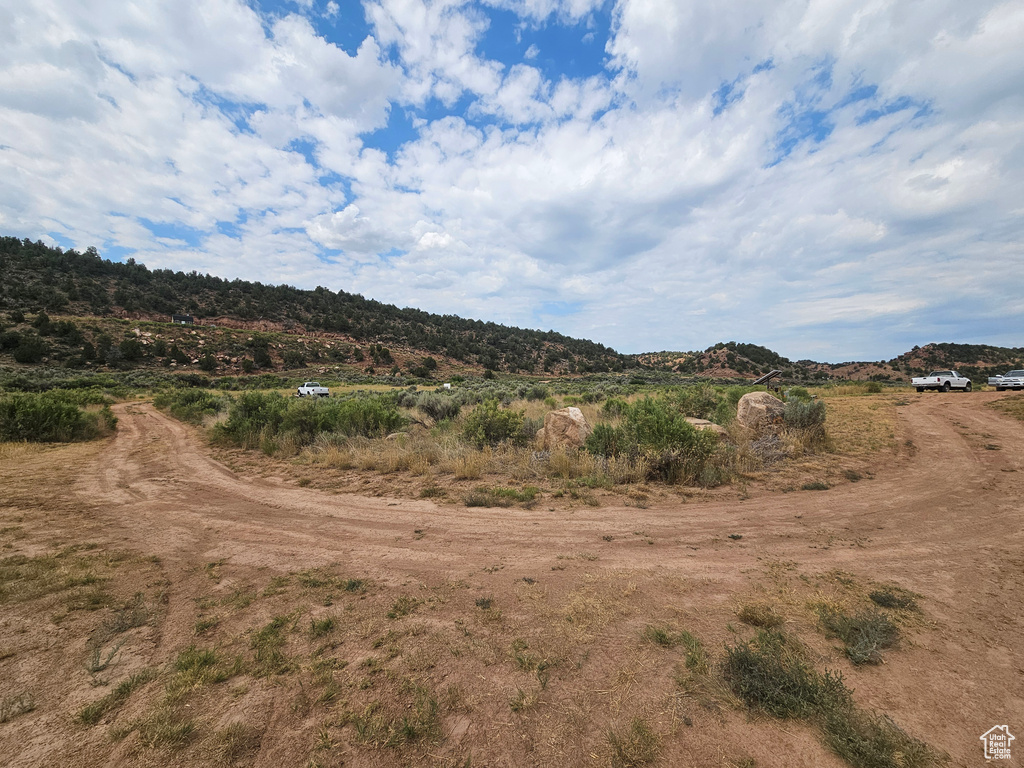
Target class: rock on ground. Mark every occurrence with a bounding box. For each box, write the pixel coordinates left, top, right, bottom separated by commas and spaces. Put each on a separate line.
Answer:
736, 392, 786, 433
536, 407, 592, 450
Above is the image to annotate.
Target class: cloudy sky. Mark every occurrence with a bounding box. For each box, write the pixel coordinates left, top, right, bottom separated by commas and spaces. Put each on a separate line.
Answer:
2, 0, 1022, 361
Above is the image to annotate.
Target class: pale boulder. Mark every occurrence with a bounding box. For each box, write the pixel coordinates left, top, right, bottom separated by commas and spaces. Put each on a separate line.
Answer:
535, 407, 592, 450
736, 392, 786, 433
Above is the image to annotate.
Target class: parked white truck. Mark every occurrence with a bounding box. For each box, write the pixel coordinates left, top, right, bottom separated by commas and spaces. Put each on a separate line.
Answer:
296, 382, 329, 397
988, 369, 1024, 391
911, 370, 971, 392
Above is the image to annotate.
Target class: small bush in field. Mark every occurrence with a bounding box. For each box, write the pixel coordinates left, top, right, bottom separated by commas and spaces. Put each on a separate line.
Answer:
784, 399, 826, 430
416, 392, 460, 422
0, 391, 116, 442
585, 423, 624, 457
601, 397, 629, 417
462, 399, 525, 447
154, 389, 224, 425
786, 387, 812, 402
215, 391, 405, 450
587, 397, 718, 484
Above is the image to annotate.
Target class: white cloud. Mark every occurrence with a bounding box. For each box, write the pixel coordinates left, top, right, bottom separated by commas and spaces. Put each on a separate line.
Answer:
1, 0, 1023, 360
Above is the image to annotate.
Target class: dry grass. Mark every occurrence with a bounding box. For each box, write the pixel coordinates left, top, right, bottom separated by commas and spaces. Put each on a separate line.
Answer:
820, 396, 900, 457
989, 394, 1024, 422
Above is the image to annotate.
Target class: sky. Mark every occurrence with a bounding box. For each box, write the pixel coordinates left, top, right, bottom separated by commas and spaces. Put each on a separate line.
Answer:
1, 0, 1022, 362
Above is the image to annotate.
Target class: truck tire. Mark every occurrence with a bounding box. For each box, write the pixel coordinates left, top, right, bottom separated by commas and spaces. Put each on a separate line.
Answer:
942, 381, 951, 392
964, 382, 972, 392
916, 387, 924, 392
996, 386, 1004, 391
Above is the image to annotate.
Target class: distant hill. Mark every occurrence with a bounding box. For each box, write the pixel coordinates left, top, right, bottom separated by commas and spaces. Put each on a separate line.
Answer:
638, 340, 1024, 383
2, 237, 1020, 383
0, 237, 631, 375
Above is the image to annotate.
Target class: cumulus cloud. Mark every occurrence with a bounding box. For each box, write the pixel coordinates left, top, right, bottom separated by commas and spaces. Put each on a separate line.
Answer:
1, 0, 1022, 360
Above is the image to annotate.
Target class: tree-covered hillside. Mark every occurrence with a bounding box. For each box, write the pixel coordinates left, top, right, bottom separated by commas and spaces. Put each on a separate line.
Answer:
0, 237, 631, 374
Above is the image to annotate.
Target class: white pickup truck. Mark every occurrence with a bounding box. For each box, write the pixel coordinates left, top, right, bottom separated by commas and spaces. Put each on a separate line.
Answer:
911, 370, 972, 392
296, 381, 329, 397
988, 369, 1024, 391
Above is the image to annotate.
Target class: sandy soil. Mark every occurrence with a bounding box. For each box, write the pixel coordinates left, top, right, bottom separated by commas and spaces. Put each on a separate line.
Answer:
1, 392, 1021, 767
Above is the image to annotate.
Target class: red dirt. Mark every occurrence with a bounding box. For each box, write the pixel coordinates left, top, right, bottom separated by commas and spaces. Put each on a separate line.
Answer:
1, 392, 1022, 767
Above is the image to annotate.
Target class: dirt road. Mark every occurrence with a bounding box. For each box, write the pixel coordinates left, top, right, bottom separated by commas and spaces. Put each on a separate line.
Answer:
3, 393, 1022, 767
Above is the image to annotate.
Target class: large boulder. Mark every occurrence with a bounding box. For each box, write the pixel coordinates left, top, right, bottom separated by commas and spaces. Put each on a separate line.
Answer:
736, 392, 786, 433
535, 407, 592, 450
684, 417, 729, 439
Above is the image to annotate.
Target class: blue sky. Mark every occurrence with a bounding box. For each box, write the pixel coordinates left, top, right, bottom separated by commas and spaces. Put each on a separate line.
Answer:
1, 0, 1022, 361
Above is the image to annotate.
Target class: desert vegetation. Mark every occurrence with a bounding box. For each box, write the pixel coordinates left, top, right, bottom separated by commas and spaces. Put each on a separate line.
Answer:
146, 377, 841, 504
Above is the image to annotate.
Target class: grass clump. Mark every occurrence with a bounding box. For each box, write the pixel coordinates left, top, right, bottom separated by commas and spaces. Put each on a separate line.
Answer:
166, 645, 241, 701
387, 596, 421, 619
79, 667, 158, 725
722, 630, 845, 719
643, 626, 709, 673
737, 602, 784, 628
351, 685, 441, 748
868, 587, 919, 612
0, 692, 36, 723
211, 722, 263, 765
723, 630, 938, 768
309, 616, 336, 638
820, 707, 939, 768
250, 616, 293, 676
134, 708, 198, 749
817, 608, 900, 665
801, 481, 830, 491
464, 485, 539, 507
608, 717, 660, 768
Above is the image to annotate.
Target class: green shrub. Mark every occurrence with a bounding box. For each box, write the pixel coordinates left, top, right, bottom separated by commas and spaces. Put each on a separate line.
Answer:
786, 387, 812, 402
784, 399, 826, 430
154, 389, 225, 425
585, 423, 624, 457
282, 349, 305, 368
0, 330, 20, 350
416, 392, 460, 422
671, 382, 724, 421
525, 384, 549, 401
463, 399, 525, 447
0, 391, 117, 442
215, 392, 405, 449
601, 397, 629, 416
723, 629, 937, 767
119, 338, 143, 361
722, 630, 849, 720
598, 397, 719, 484
817, 608, 899, 665
13, 335, 46, 363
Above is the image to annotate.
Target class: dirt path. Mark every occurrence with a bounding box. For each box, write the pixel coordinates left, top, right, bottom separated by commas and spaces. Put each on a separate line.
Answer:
4, 393, 1022, 767
77, 396, 1023, 589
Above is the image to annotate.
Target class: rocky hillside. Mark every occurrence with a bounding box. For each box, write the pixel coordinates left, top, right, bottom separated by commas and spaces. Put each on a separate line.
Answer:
2, 236, 1019, 384
640, 341, 1024, 383
0, 237, 630, 376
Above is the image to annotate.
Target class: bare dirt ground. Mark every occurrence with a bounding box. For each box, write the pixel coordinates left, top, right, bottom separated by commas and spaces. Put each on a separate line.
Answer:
1, 393, 1022, 767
